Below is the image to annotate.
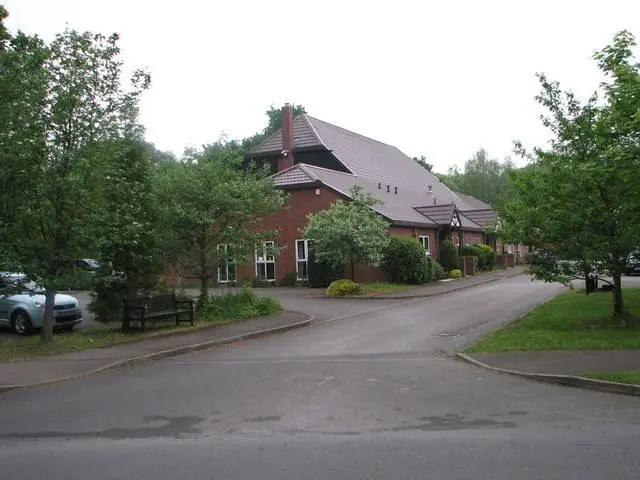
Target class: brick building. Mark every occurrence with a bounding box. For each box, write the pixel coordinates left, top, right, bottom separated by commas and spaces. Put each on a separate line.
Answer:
229, 105, 502, 284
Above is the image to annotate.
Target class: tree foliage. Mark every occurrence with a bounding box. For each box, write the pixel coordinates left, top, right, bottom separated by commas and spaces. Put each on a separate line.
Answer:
438, 149, 515, 207
502, 30, 640, 322
0, 29, 150, 341
154, 145, 286, 304
303, 186, 390, 280
439, 240, 459, 271
412, 155, 433, 172
90, 140, 163, 323
0, 4, 10, 50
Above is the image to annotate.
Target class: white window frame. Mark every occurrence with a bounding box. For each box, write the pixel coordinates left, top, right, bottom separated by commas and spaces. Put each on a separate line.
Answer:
295, 239, 309, 281
256, 241, 276, 281
418, 235, 430, 255
217, 244, 236, 283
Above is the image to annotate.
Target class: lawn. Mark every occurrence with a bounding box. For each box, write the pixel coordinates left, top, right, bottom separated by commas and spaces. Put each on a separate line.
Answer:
585, 371, 640, 385
0, 289, 282, 362
465, 288, 640, 353
360, 283, 413, 295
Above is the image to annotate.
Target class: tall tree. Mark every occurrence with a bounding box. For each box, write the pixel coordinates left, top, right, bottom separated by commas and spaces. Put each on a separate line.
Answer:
155, 145, 286, 304
303, 186, 390, 281
0, 5, 10, 50
438, 149, 514, 207
0, 29, 150, 342
502, 30, 640, 322
90, 140, 163, 323
412, 155, 433, 172
242, 104, 306, 150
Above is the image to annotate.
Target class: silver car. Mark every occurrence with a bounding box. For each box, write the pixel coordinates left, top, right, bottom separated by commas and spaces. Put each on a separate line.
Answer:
0, 273, 83, 335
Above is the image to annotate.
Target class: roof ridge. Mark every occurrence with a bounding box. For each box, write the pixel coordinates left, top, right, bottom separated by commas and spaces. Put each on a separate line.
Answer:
301, 115, 329, 151
296, 163, 319, 181
306, 115, 399, 150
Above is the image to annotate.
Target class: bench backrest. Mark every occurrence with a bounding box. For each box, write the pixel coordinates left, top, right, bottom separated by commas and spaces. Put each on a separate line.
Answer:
125, 293, 177, 313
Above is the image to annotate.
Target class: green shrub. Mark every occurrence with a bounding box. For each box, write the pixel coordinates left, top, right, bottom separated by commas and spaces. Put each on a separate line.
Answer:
308, 247, 344, 288
251, 277, 271, 288
459, 243, 496, 271
476, 244, 496, 271
459, 245, 476, 257
440, 240, 459, 271
198, 288, 282, 321
449, 269, 463, 279
381, 236, 430, 284
427, 256, 445, 280
278, 271, 298, 287
326, 279, 362, 297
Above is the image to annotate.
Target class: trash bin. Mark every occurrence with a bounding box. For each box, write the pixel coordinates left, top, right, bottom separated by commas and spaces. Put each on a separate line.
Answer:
585, 274, 598, 293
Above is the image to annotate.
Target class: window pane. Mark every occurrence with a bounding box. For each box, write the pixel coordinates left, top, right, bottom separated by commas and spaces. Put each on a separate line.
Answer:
297, 261, 308, 280
228, 263, 236, 282
218, 266, 228, 282
257, 263, 266, 280
296, 240, 307, 261
266, 263, 275, 280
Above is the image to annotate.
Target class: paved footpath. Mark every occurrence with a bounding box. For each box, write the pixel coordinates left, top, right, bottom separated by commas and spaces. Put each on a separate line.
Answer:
0, 311, 310, 391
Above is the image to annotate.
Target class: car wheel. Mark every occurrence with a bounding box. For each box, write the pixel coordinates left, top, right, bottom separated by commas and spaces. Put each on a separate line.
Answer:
12, 311, 33, 336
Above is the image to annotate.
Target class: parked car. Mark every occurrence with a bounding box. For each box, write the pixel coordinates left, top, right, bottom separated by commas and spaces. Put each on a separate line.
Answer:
0, 273, 83, 335
76, 258, 100, 271
624, 252, 640, 275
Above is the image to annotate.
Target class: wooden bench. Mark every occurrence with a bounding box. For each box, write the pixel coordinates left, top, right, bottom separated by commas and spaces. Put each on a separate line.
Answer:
123, 293, 195, 333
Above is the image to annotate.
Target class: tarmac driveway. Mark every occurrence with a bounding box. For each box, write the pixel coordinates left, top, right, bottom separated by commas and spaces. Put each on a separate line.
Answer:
4, 276, 640, 479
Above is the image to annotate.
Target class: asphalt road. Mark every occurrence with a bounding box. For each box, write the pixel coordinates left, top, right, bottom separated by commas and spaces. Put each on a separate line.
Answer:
1, 276, 640, 479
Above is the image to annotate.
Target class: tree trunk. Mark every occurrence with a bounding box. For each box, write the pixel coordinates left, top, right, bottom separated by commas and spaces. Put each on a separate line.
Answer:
349, 257, 355, 282
612, 271, 624, 319
41, 288, 56, 344
199, 243, 208, 306
199, 275, 209, 305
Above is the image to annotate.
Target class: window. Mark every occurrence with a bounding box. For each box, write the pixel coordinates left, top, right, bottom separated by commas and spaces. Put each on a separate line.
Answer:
256, 241, 276, 281
295, 239, 309, 281
418, 235, 430, 255
217, 244, 236, 283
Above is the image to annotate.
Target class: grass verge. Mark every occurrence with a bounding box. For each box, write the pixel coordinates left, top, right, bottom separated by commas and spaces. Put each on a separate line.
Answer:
466, 288, 640, 353
0, 289, 282, 362
585, 371, 640, 385
360, 283, 414, 295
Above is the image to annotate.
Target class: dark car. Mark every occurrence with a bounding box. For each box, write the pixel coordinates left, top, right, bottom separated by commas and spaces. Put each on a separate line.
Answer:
624, 252, 640, 275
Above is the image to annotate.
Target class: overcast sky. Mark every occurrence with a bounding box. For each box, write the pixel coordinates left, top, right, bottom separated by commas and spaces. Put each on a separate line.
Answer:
4, 0, 639, 172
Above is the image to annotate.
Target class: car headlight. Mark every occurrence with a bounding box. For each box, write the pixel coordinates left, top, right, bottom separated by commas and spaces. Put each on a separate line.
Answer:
34, 301, 45, 310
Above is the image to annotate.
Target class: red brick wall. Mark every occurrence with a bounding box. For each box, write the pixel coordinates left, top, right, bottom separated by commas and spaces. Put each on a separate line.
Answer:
236, 186, 343, 282
389, 226, 439, 261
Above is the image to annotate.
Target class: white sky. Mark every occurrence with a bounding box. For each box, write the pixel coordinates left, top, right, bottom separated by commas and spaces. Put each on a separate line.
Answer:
4, 0, 639, 173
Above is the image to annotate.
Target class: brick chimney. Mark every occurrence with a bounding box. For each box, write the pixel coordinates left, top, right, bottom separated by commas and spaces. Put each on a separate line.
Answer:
277, 103, 294, 172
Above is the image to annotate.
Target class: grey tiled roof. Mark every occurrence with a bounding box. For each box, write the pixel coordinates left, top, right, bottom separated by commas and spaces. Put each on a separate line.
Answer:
455, 193, 492, 210
272, 164, 317, 187
302, 165, 437, 227
250, 115, 324, 155
265, 113, 496, 229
